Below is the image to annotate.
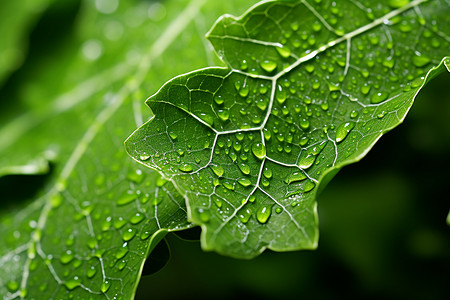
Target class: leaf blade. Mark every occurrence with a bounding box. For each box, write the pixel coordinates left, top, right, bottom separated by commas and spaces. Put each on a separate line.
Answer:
126, 0, 450, 258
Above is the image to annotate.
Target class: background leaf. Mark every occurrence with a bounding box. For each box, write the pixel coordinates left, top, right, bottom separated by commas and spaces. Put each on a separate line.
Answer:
125, 0, 449, 258
0, 0, 52, 87
0, 0, 255, 298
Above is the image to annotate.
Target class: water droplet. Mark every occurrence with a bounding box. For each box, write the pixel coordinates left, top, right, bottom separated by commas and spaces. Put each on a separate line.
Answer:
115, 243, 129, 259
65, 276, 81, 291
210, 165, 224, 177
276, 85, 287, 104
60, 250, 74, 264
116, 191, 137, 206
312, 22, 322, 32
371, 92, 388, 104
399, 20, 412, 32
199, 113, 214, 126
214, 95, 224, 105
169, 132, 177, 140
251, 143, 266, 159
335, 122, 355, 143
298, 153, 316, 169
126, 169, 144, 184
259, 83, 268, 94
388, 0, 409, 8
7, 280, 19, 292
238, 207, 252, 223
383, 57, 394, 69
239, 82, 249, 97
114, 217, 127, 229
139, 154, 150, 161
130, 212, 145, 224
117, 259, 127, 270
285, 172, 307, 184
198, 208, 210, 222
179, 163, 193, 173
260, 60, 277, 73
238, 163, 251, 175
229, 152, 237, 162
122, 228, 136, 241
263, 168, 272, 179
140, 230, 151, 240
238, 178, 252, 187
256, 206, 272, 224
87, 266, 97, 278
101, 280, 111, 293
276, 46, 291, 58
361, 83, 371, 95
305, 64, 314, 73
350, 110, 359, 118
240, 59, 248, 70
412, 52, 431, 67
377, 111, 387, 119
300, 119, 310, 130
217, 109, 230, 122
303, 180, 316, 192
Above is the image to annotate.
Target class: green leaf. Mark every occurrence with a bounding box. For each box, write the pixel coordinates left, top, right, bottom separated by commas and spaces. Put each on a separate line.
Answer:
126, 0, 450, 258
0, 0, 255, 298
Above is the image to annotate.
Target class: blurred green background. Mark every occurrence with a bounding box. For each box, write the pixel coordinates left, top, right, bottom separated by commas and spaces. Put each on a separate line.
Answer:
0, 0, 448, 299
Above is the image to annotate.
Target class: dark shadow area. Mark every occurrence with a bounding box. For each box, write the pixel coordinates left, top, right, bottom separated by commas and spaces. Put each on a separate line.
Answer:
142, 238, 171, 276
0, 165, 53, 210
172, 226, 201, 241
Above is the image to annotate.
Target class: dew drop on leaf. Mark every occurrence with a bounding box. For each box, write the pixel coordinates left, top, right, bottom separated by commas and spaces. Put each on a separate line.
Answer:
199, 113, 214, 126
198, 208, 211, 222
116, 191, 137, 206
6, 280, 19, 292
238, 163, 251, 175
178, 163, 193, 173
60, 250, 74, 264
260, 60, 277, 73
412, 52, 431, 67
251, 143, 266, 159
210, 165, 224, 177
285, 171, 307, 184
87, 266, 97, 278
238, 178, 252, 187
303, 180, 316, 192
122, 228, 136, 241
276, 85, 287, 104
139, 154, 150, 161
256, 206, 271, 224
101, 280, 111, 293
388, 0, 410, 8
276, 45, 291, 58
371, 91, 388, 104
115, 243, 129, 259
217, 109, 229, 121
238, 207, 252, 223
64, 276, 81, 291
214, 94, 224, 105
335, 121, 355, 143
298, 153, 316, 169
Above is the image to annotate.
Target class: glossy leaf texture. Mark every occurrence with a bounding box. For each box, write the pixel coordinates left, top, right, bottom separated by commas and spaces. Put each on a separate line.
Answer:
126, 0, 450, 258
0, 0, 255, 298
